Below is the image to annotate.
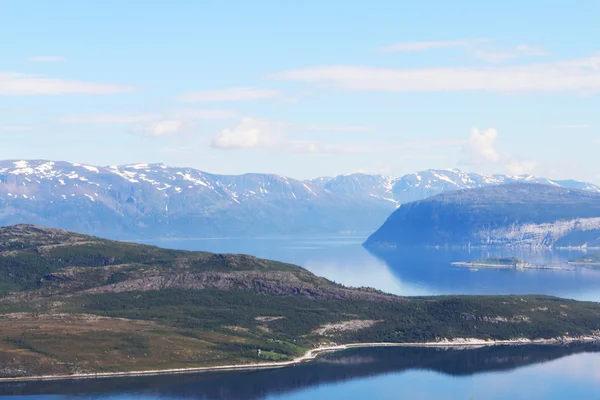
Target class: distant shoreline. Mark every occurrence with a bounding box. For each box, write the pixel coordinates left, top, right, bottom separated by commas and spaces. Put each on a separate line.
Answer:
451, 261, 574, 271
451, 261, 521, 268
568, 261, 600, 266
1, 337, 598, 383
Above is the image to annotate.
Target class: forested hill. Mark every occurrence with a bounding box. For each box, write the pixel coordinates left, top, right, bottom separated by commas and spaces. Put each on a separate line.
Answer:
1, 224, 600, 379
0, 224, 395, 302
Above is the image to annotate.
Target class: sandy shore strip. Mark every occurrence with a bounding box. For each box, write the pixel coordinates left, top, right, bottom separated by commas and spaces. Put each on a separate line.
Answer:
1, 336, 599, 383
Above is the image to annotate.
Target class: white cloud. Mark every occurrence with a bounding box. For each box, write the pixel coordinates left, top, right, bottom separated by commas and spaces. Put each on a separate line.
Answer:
505, 159, 538, 175
29, 56, 66, 62
142, 120, 185, 136
378, 39, 486, 53
460, 128, 537, 175
270, 55, 600, 93
212, 117, 283, 149
0, 71, 136, 95
461, 128, 500, 164
177, 87, 281, 102
211, 117, 369, 154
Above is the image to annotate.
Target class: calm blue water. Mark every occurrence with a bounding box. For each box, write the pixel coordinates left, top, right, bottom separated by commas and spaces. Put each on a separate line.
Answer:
3, 344, 600, 399
142, 235, 600, 301
3, 235, 600, 399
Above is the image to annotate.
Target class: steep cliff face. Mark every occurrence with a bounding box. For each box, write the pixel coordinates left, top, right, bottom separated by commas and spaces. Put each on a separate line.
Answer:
364, 184, 600, 248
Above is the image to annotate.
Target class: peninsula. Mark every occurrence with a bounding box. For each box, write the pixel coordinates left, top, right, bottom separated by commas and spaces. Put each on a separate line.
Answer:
1, 224, 599, 380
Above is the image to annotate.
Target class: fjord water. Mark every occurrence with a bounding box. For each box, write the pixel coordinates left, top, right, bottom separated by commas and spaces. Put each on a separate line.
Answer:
4, 344, 600, 399
143, 235, 600, 301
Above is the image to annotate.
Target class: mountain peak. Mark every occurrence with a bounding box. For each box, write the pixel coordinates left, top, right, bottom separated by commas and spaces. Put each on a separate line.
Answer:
1, 160, 599, 238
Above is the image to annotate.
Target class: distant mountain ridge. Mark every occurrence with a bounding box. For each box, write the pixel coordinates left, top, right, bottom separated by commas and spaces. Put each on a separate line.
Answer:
365, 183, 600, 249
1, 160, 599, 238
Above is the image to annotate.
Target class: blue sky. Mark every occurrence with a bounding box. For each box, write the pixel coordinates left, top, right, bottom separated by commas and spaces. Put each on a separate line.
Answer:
1, 0, 599, 181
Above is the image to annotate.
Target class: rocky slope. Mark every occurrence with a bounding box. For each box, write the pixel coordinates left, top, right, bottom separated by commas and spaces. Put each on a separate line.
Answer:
0, 224, 395, 302
364, 183, 600, 249
1, 160, 598, 238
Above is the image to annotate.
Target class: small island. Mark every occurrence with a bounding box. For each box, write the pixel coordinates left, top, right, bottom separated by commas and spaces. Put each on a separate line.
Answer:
568, 253, 600, 266
452, 257, 573, 271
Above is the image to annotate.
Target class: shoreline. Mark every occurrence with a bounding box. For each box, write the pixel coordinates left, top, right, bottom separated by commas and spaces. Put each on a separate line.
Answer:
1, 337, 598, 383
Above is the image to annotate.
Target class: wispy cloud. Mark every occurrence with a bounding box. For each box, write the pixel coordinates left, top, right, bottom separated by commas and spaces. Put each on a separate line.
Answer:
60, 110, 238, 124
59, 109, 237, 137
171, 109, 237, 119
378, 39, 547, 63
298, 123, 374, 133
29, 56, 67, 62
0, 71, 135, 95
177, 87, 281, 102
378, 39, 486, 53
551, 124, 590, 130
270, 55, 600, 93
0, 125, 32, 132
388, 139, 465, 150
58, 114, 160, 124
60, 109, 235, 123
475, 44, 548, 63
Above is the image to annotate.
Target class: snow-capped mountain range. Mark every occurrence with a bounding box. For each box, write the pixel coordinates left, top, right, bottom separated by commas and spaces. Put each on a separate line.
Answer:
1, 160, 599, 239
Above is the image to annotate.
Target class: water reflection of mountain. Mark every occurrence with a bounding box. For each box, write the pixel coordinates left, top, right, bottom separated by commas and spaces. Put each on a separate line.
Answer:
365, 246, 600, 296
2, 344, 599, 399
